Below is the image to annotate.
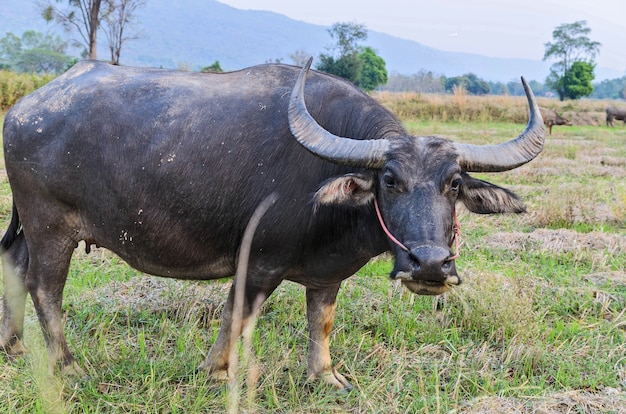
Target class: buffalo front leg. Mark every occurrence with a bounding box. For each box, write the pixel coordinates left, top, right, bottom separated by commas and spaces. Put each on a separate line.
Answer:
1, 233, 29, 356
306, 283, 352, 390
198, 279, 276, 380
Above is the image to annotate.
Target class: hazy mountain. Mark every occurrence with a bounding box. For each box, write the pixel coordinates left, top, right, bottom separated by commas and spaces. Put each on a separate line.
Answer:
2, 0, 621, 82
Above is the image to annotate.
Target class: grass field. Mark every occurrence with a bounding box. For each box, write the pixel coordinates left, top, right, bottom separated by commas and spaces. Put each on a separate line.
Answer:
0, 97, 625, 413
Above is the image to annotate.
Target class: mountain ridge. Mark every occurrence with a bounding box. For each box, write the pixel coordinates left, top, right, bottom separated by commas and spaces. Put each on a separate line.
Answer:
1, 0, 621, 82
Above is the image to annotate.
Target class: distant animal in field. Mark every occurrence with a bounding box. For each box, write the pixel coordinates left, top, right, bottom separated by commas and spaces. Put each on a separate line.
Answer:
539, 107, 572, 135
605, 106, 626, 127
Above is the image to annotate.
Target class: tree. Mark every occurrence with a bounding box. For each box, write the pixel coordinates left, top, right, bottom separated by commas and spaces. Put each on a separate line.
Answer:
289, 49, 311, 67
444, 73, 490, 95
543, 21, 601, 100
0, 31, 72, 74
317, 53, 362, 83
41, 0, 104, 59
0, 33, 22, 64
355, 47, 387, 91
317, 22, 367, 83
561, 61, 594, 99
102, 0, 145, 65
317, 22, 388, 91
591, 76, 626, 99
200, 60, 223, 73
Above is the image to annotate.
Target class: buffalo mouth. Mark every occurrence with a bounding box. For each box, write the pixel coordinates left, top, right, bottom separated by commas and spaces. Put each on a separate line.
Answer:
400, 275, 461, 296
390, 245, 461, 295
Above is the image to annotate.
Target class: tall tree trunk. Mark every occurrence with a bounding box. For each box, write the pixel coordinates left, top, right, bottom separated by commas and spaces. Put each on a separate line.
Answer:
88, 0, 102, 59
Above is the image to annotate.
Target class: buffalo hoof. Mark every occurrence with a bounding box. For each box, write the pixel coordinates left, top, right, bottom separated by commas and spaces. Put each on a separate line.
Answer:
196, 365, 229, 382
309, 367, 353, 391
58, 360, 87, 379
0, 337, 28, 357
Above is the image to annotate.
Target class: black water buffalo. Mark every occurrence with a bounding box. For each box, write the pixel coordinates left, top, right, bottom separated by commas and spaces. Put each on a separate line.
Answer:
0, 58, 544, 390
539, 107, 572, 135
606, 106, 626, 127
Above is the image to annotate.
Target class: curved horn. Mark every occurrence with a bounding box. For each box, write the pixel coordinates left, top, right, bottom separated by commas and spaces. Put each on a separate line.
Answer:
288, 57, 390, 168
454, 77, 545, 172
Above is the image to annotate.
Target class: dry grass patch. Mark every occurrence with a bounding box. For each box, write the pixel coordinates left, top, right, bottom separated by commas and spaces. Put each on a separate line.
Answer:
454, 388, 626, 413
374, 91, 529, 123
373, 92, 621, 126
78, 273, 230, 329
527, 184, 623, 227
484, 229, 626, 260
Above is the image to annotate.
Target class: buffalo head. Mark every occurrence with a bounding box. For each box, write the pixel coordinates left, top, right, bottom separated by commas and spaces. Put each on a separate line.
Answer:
289, 58, 544, 295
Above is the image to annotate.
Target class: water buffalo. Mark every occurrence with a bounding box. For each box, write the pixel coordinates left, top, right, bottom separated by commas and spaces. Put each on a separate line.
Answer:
0, 58, 544, 390
606, 106, 626, 127
539, 107, 572, 135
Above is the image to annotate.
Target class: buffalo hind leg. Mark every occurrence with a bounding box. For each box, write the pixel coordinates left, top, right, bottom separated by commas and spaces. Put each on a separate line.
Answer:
0, 232, 29, 356
26, 239, 84, 376
199, 278, 277, 380
306, 283, 352, 390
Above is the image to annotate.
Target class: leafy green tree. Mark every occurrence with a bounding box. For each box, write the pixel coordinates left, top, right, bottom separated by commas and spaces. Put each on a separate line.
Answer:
444, 73, 490, 95
317, 22, 367, 83
0, 31, 71, 74
200, 61, 223, 73
561, 61, 594, 99
355, 47, 387, 91
543, 21, 600, 100
317, 22, 388, 91
317, 53, 362, 83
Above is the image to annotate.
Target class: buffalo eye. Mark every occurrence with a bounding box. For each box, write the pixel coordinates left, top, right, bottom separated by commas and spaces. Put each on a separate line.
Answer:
450, 177, 462, 195
383, 171, 397, 189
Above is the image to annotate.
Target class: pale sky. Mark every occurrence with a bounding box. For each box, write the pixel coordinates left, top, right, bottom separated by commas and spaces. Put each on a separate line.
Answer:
217, 0, 625, 74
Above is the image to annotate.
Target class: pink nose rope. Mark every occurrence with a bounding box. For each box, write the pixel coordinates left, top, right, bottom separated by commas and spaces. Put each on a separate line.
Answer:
373, 198, 461, 260
448, 212, 461, 261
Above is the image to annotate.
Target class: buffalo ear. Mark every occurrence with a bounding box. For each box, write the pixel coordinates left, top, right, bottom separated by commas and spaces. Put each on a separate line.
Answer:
459, 172, 526, 214
315, 173, 375, 207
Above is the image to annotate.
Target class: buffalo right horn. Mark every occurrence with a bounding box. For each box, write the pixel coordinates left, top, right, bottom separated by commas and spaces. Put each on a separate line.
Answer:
288, 57, 390, 168
453, 76, 545, 172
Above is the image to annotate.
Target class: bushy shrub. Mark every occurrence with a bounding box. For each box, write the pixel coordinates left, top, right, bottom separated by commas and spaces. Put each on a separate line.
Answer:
0, 70, 54, 110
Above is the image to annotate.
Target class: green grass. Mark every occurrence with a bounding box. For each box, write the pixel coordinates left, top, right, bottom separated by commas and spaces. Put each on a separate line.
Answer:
1, 111, 626, 412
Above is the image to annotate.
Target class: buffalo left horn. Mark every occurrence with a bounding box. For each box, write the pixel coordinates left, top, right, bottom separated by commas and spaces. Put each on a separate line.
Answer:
288, 57, 390, 168
454, 77, 545, 172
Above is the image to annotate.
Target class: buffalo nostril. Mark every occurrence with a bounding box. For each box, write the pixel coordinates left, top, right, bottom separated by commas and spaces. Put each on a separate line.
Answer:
442, 260, 453, 272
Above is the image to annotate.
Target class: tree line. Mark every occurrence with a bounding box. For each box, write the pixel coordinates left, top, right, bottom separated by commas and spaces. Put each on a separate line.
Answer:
382, 71, 626, 100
